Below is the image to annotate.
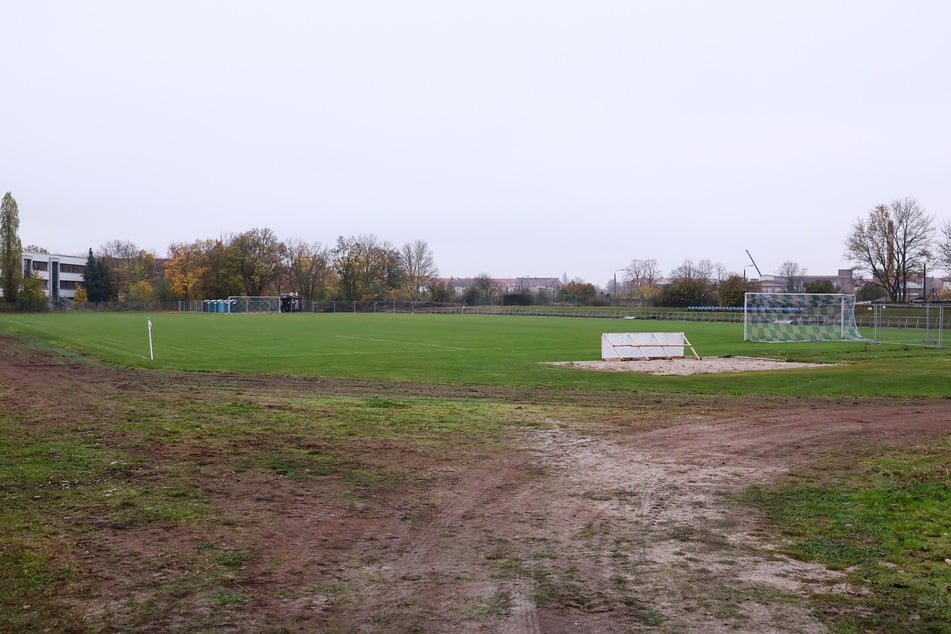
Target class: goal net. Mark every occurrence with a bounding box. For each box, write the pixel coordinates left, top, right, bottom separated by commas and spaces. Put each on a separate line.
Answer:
227, 296, 281, 314
744, 293, 866, 342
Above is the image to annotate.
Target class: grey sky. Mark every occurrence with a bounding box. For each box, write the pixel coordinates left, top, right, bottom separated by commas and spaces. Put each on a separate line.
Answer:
3, 1, 949, 285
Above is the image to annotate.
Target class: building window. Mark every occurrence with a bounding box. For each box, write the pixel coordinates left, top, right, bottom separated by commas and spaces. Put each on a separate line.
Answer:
33, 261, 49, 272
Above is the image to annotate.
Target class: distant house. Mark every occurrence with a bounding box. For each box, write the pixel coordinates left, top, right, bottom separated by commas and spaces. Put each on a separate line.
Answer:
749, 269, 857, 294
0, 250, 86, 303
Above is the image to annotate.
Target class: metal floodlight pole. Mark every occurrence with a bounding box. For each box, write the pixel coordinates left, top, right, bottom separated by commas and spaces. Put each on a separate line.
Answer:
614, 268, 626, 307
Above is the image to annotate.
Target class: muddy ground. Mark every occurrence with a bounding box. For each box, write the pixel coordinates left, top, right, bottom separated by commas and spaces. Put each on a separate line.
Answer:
2, 337, 949, 633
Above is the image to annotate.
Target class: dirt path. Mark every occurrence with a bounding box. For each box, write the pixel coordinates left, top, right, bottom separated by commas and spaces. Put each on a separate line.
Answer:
321, 401, 950, 633
2, 336, 949, 632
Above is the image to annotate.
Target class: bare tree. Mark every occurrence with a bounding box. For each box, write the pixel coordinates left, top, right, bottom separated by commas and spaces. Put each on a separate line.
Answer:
845, 197, 934, 302
285, 239, 334, 301
937, 221, 951, 274
670, 259, 715, 281
696, 259, 716, 281
669, 260, 697, 280
623, 258, 660, 304
624, 258, 659, 288
400, 239, 438, 300
775, 261, 807, 292
711, 262, 730, 285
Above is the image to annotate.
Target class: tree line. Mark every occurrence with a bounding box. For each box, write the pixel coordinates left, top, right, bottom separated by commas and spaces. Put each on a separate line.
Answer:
2, 191, 950, 308
613, 196, 951, 307
78, 230, 443, 304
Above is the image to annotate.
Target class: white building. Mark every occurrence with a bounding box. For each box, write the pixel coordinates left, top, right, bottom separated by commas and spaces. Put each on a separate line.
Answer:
7, 250, 87, 303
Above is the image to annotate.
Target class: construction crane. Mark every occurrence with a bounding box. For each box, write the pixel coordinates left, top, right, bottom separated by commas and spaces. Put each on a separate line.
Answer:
745, 250, 762, 277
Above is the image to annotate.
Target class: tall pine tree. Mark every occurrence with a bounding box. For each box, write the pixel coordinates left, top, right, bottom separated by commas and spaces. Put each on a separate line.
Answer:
0, 192, 23, 303
82, 248, 113, 303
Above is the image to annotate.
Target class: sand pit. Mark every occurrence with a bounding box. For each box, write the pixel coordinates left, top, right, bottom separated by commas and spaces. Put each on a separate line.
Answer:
549, 356, 831, 375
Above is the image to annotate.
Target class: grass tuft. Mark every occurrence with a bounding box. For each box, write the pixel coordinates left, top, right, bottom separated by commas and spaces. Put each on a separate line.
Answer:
742, 437, 951, 631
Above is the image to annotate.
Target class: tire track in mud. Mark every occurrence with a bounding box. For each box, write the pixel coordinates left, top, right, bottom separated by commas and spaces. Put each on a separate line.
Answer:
504, 425, 837, 633
338, 453, 545, 633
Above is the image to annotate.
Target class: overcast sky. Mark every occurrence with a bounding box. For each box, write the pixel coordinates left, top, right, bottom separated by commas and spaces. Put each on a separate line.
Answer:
3, 1, 950, 284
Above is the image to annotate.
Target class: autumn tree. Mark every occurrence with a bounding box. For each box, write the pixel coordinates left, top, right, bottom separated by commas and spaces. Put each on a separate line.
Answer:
718, 274, 760, 307
653, 260, 716, 306
73, 285, 88, 304
18, 274, 47, 310
1, 192, 23, 303
163, 239, 242, 300
656, 278, 713, 307
382, 247, 406, 299
428, 279, 452, 302
201, 239, 243, 298
804, 280, 837, 293
285, 239, 334, 300
462, 273, 498, 306
97, 240, 155, 301
333, 234, 399, 300
559, 280, 597, 305
232, 228, 287, 296
164, 241, 207, 300
126, 280, 153, 302
845, 197, 934, 302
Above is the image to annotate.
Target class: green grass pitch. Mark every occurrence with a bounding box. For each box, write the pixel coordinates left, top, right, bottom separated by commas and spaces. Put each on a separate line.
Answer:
1, 311, 948, 397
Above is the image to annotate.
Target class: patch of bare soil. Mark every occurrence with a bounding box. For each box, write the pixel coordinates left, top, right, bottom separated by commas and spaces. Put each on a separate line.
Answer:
328, 403, 950, 633
548, 356, 831, 375
2, 336, 949, 633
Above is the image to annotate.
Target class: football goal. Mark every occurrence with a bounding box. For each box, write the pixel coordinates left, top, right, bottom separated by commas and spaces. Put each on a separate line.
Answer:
744, 293, 866, 342
227, 296, 282, 314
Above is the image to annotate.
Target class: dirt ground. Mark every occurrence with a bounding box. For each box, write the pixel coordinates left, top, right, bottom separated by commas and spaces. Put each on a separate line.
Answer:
2, 337, 950, 633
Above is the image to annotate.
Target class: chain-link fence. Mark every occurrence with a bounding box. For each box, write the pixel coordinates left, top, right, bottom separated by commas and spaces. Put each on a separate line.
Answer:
863, 304, 947, 348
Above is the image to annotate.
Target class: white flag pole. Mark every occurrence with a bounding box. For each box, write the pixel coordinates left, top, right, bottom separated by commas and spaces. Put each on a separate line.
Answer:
147, 316, 154, 361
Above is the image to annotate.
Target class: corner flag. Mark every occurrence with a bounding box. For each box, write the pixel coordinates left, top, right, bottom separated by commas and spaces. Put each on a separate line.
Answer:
147, 317, 154, 361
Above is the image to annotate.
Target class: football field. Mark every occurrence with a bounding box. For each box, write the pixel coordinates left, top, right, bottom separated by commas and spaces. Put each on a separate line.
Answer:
0, 310, 948, 397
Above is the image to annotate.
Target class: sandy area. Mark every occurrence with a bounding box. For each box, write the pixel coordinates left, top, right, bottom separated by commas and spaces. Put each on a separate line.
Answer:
548, 356, 831, 375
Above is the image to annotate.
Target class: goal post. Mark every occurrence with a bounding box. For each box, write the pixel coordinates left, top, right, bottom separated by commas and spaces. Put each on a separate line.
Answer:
744, 293, 866, 342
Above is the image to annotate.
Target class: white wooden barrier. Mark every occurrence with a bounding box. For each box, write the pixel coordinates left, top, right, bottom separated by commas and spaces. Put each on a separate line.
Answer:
601, 332, 700, 360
